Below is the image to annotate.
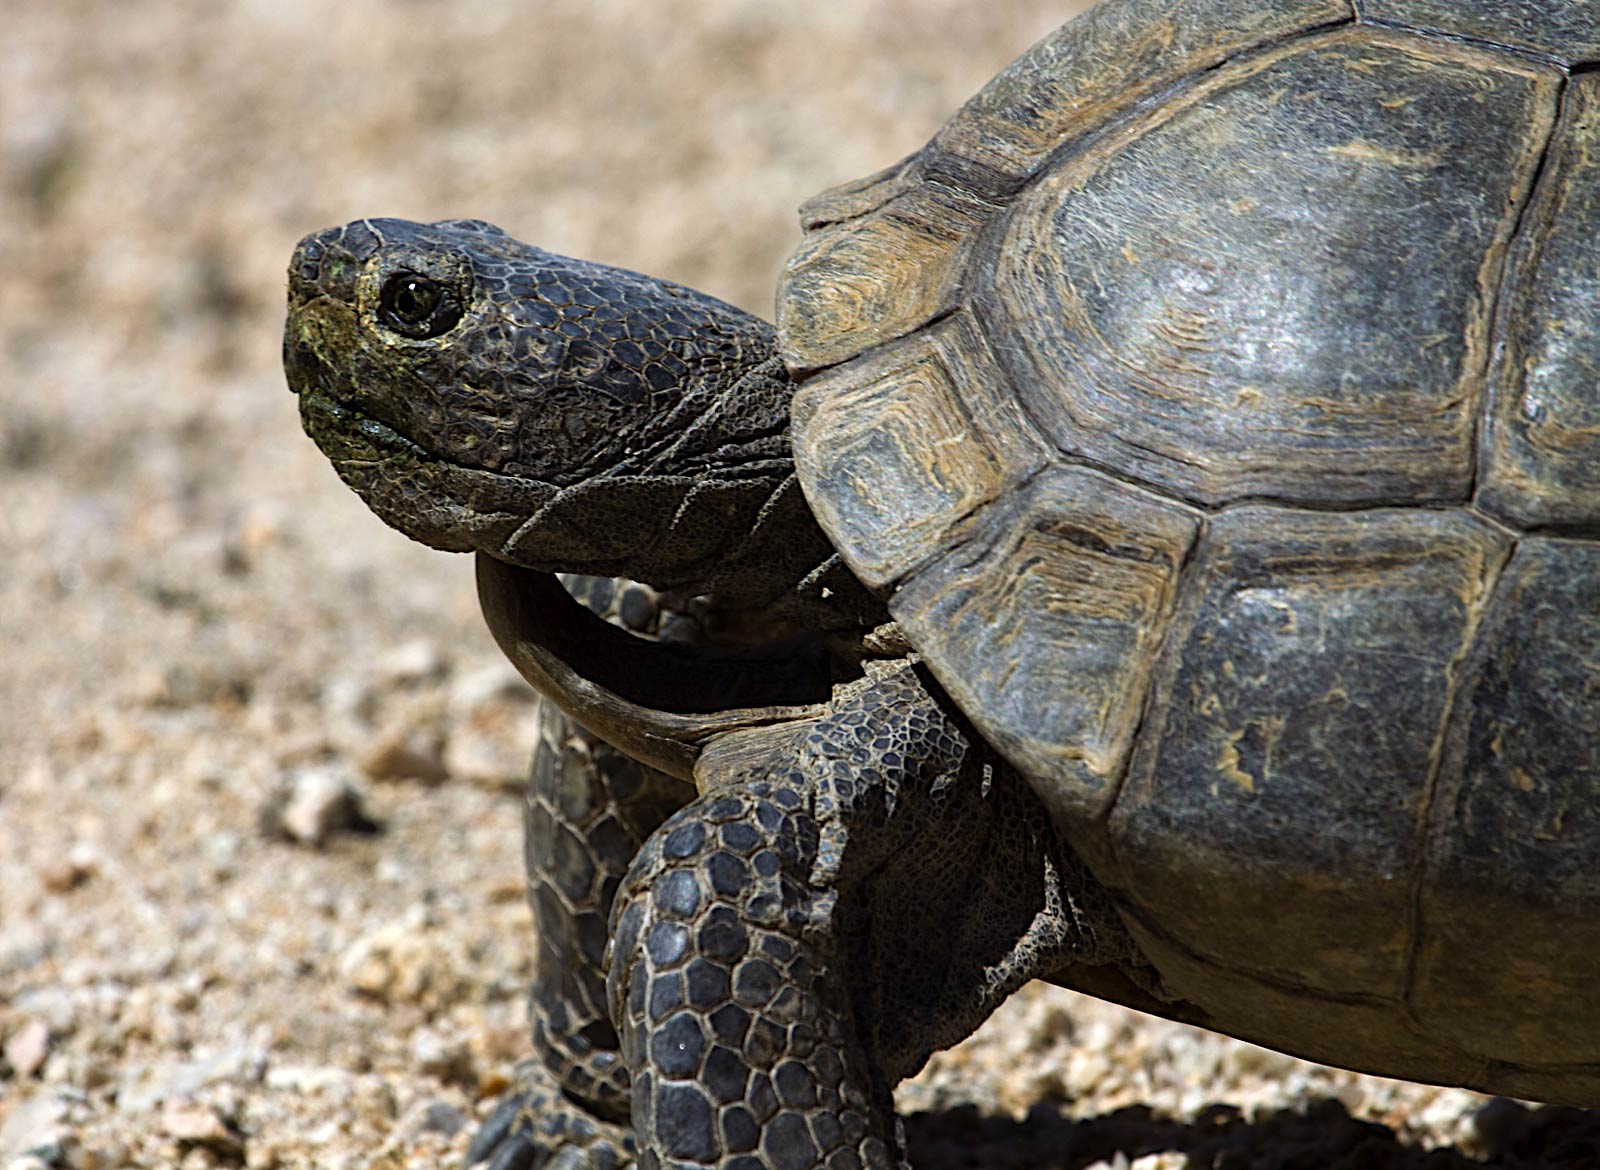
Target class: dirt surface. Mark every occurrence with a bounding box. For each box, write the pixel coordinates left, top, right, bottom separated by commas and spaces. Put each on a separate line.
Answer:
2, 3, 1597, 1168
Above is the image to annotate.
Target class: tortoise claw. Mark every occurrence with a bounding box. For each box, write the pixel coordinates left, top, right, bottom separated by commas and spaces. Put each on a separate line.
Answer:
466, 1061, 633, 1170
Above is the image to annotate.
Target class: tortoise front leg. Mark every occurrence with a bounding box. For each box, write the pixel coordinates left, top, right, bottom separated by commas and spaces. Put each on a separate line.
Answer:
609, 780, 905, 1170
607, 663, 1129, 1169
469, 699, 691, 1170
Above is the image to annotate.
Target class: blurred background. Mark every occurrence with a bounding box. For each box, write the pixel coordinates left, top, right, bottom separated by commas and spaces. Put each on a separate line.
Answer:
1, 2, 1593, 1167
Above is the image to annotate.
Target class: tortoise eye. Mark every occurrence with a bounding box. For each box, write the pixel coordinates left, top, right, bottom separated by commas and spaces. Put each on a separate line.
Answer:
378, 273, 463, 339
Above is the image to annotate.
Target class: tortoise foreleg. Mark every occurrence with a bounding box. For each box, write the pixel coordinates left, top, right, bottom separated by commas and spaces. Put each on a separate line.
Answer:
468, 699, 691, 1170
607, 662, 1118, 1169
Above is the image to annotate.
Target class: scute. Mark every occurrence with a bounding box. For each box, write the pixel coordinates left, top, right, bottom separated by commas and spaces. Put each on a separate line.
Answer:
1414, 539, 1600, 1068
779, 185, 991, 373
1106, 505, 1510, 999
1363, 0, 1600, 64
888, 467, 1199, 825
790, 315, 1050, 590
989, 28, 1557, 507
1479, 73, 1600, 531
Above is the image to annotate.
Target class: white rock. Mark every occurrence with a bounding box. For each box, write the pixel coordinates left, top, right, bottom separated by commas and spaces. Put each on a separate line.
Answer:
375, 638, 447, 687
0, 1091, 69, 1160
443, 727, 527, 791
4, 1020, 51, 1079
338, 921, 469, 1008
264, 766, 373, 847
160, 1098, 242, 1155
1129, 1155, 1185, 1170
408, 1027, 473, 1083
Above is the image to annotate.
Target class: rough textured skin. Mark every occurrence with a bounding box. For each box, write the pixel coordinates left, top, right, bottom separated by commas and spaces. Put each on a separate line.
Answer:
284, 1, 1600, 1165
523, 640, 690, 1120
609, 664, 1138, 1169
785, 0, 1600, 1103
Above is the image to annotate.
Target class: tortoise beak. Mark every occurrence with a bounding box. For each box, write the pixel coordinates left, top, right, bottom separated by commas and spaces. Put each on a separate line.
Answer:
475, 554, 833, 782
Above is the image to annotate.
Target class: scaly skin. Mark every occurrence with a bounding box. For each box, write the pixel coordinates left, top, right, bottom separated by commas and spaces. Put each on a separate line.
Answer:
608, 664, 1127, 1169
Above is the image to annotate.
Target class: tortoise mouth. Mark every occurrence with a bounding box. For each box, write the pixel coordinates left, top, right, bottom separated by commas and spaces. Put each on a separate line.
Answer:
476, 555, 833, 781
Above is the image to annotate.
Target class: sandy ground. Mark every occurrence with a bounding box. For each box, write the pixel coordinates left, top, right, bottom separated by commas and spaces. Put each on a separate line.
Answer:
2, 3, 1598, 1168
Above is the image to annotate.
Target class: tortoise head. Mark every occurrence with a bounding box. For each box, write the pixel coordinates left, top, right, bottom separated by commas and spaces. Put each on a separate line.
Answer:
284, 217, 799, 576
285, 217, 882, 776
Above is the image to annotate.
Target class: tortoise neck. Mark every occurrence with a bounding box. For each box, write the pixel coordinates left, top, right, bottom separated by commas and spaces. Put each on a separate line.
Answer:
502, 353, 885, 635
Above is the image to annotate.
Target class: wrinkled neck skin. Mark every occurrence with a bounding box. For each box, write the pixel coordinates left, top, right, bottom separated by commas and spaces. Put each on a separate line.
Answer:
506, 348, 876, 637
285, 217, 884, 637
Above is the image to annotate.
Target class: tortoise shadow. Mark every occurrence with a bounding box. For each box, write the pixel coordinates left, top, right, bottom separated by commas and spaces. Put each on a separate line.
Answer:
902, 1096, 1600, 1169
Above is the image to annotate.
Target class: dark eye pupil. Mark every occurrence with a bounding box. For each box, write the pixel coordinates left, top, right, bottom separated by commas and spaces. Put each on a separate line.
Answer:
379, 272, 461, 338
393, 278, 436, 322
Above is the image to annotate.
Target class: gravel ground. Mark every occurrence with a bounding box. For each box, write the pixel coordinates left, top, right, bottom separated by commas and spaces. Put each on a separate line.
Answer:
2, 3, 1598, 1168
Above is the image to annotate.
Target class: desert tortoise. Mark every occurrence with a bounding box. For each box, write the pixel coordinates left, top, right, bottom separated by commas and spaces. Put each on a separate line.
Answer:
284, 1, 1600, 1166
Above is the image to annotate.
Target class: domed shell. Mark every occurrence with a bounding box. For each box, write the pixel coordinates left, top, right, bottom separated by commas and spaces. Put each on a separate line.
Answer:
782, 0, 1600, 1104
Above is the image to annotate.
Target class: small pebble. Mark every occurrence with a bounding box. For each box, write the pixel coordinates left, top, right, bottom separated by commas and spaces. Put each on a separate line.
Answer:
260, 766, 377, 847
443, 728, 526, 792
0, 1092, 69, 1159
4, 1020, 52, 1079
375, 639, 447, 687
203, 831, 242, 878
160, 1099, 243, 1157
338, 922, 469, 1008
320, 673, 377, 726
399, 1098, 466, 1139
1129, 1155, 1184, 1170
359, 729, 448, 785
65, 1142, 127, 1170
408, 1027, 473, 1084
37, 844, 99, 894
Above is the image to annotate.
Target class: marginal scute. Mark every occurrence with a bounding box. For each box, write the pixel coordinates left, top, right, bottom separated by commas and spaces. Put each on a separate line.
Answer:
1412, 539, 1600, 1067
1110, 506, 1511, 998
796, 153, 921, 232
889, 467, 1200, 826
1479, 74, 1600, 532
1361, 0, 1600, 64
923, 0, 1353, 198
778, 184, 994, 373
791, 314, 1051, 591
1099, 938, 1481, 1091
987, 28, 1559, 507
